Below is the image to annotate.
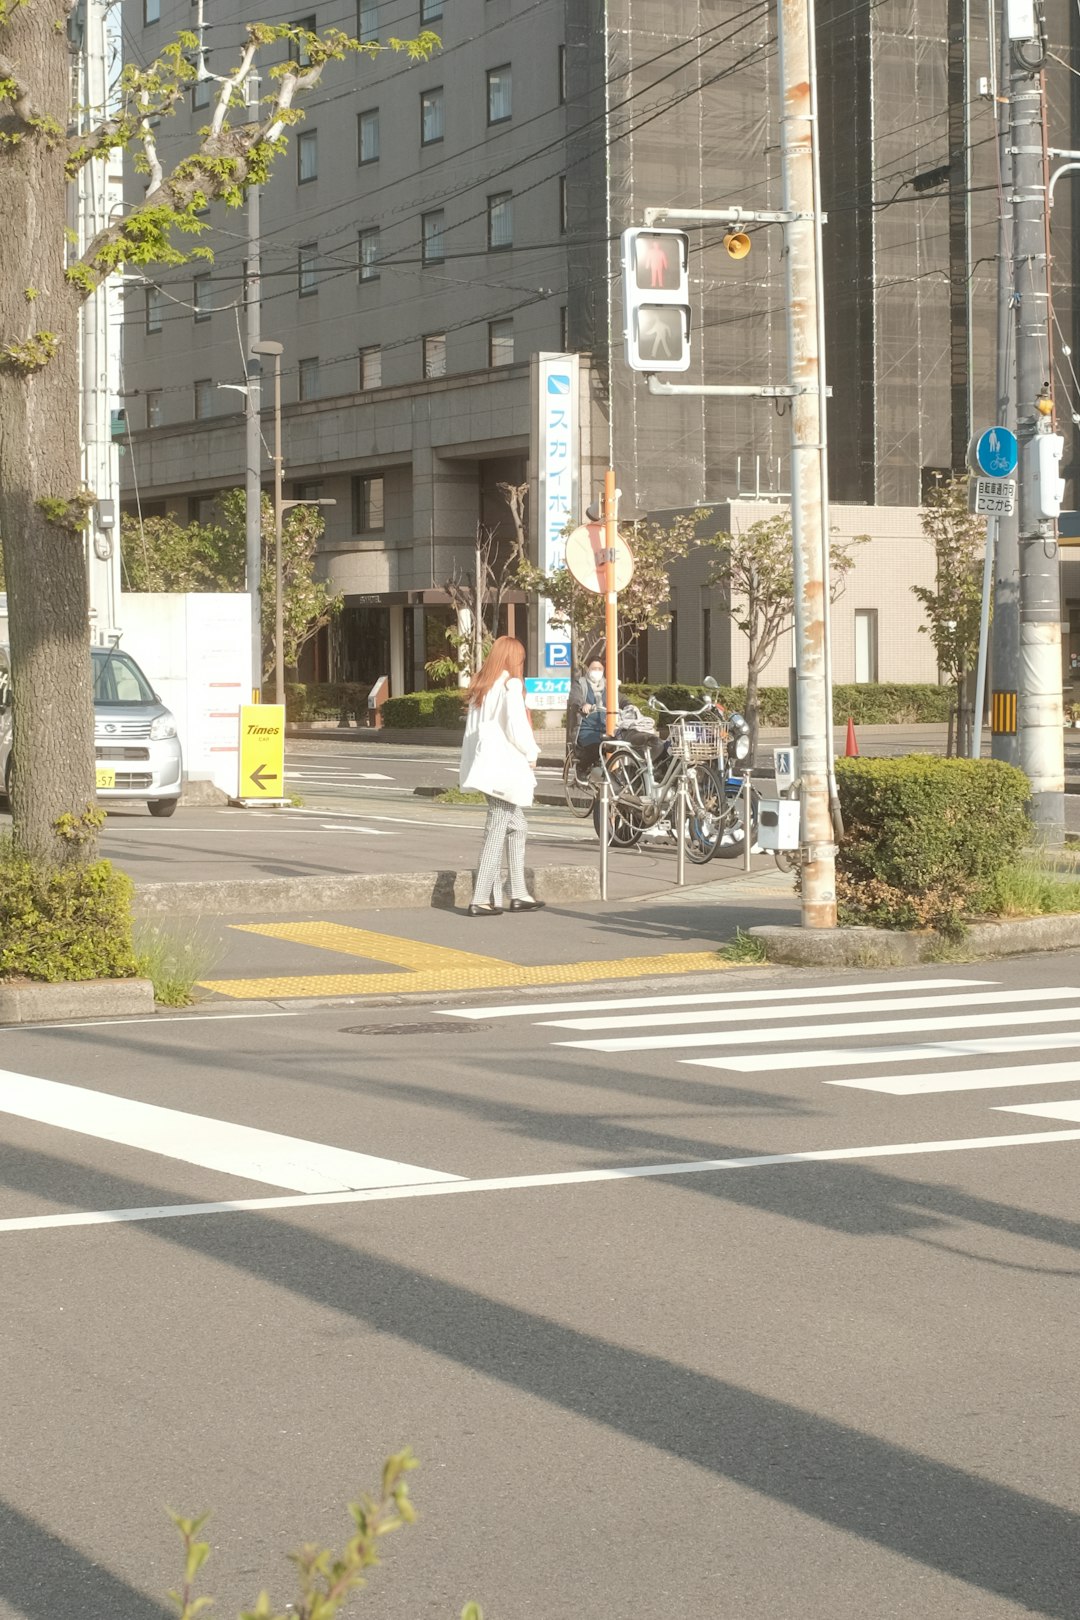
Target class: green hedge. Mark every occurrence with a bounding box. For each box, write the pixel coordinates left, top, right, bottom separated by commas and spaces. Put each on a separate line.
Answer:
834, 755, 1031, 934
285, 681, 370, 723
381, 689, 442, 728
0, 842, 140, 982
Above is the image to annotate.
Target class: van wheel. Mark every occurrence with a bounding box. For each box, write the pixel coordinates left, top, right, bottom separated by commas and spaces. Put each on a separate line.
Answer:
148, 798, 178, 818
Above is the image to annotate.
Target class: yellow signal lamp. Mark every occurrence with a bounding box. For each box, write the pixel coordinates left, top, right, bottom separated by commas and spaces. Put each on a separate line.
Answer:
723, 231, 752, 260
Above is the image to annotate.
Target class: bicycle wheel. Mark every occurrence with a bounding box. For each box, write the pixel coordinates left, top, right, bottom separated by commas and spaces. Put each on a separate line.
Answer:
714, 780, 761, 860
592, 754, 646, 848
682, 764, 726, 864
562, 751, 596, 818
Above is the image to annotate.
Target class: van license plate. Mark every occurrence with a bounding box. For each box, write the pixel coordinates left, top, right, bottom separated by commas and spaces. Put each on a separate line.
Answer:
95, 767, 116, 790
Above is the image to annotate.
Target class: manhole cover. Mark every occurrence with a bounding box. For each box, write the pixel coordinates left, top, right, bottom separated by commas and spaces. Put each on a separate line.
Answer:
341, 1021, 493, 1036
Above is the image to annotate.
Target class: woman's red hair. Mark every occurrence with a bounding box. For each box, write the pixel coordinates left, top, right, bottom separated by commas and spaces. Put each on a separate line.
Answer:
468, 636, 526, 707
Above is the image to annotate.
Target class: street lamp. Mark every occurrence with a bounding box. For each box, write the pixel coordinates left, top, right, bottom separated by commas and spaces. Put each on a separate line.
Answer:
249, 341, 336, 706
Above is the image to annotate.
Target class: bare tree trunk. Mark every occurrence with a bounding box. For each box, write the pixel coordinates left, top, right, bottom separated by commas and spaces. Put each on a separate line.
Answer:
0, 7, 96, 864
743, 658, 763, 767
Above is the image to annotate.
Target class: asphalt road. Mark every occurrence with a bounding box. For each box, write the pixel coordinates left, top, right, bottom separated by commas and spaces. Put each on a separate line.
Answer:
2, 954, 1080, 1618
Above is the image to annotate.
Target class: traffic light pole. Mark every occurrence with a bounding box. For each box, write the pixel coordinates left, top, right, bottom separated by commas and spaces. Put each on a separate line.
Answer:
603, 468, 619, 736
637, 0, 838, 928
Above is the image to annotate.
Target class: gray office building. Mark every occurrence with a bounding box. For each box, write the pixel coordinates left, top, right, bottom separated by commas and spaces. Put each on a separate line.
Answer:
120, 0, 1080, 689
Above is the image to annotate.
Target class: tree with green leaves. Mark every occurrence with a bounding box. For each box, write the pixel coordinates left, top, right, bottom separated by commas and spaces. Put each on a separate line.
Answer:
121, 491, 342, 681
516, 511, 701, 671
0, 11, 433, 862
704, 515, 864, 758
912, 475, 986, 755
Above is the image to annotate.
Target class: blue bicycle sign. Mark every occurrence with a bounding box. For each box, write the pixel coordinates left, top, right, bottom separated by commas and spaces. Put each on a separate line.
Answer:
971, 426, 1018, 480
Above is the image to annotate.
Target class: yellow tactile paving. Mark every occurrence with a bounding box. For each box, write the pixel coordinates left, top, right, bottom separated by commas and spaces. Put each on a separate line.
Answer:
204, 951, 732, 1001
232, 920, 510, 973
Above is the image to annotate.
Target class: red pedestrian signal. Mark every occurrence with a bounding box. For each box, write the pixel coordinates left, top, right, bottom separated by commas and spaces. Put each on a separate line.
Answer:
621, 226, 691, 372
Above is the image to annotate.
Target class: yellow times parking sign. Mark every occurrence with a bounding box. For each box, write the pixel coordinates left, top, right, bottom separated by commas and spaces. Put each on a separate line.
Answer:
238, 704, 285, 800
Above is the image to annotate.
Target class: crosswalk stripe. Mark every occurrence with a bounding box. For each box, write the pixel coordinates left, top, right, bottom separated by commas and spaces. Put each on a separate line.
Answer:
700, 1030, 1080, 1072
0, 1069, 460, 1195
560, 1005, 1080, 1054
441, 977, 988, 1021
828, 1060, 1080, 1096
539, 985, 1080, 1033
994, 1099, 1080, 1123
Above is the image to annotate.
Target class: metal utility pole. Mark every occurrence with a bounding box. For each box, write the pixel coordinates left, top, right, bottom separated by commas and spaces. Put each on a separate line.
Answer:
990, 0, 1021, 765
245, 75, 264, 703
251, 342, 285, 706
778, 0, 836, 925
1009, 0, 1064, 840
603, 468, 619, 735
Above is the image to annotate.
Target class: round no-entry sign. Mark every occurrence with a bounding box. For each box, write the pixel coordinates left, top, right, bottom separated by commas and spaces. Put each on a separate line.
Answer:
564, 523, 635, 593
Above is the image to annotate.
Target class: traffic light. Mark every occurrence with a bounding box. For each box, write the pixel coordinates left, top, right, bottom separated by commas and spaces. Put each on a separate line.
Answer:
621, 227, 691, 372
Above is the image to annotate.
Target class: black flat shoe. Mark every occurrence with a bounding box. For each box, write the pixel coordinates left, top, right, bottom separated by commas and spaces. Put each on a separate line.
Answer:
468, 903, 503, 916
509, 898, 546, 912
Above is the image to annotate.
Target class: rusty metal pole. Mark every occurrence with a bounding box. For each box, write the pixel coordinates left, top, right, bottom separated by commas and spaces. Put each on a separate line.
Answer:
779, 0, 836, 927
603, 467, 619, 736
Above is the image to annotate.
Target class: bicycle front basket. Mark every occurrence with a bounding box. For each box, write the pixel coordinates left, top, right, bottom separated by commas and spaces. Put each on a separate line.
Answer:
668, 720, 723, 763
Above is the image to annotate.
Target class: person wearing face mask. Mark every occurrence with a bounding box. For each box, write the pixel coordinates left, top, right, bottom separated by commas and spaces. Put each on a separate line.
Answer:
568, 655, 616, 771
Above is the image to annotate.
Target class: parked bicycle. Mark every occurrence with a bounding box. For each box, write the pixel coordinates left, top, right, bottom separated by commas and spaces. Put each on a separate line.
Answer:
590, 689, 753, 864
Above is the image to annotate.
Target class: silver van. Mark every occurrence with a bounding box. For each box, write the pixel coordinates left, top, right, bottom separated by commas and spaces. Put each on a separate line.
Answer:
0, 644, 183, 818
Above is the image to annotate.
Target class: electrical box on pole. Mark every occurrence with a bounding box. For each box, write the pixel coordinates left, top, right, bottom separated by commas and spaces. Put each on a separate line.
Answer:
620, 227, 691, 372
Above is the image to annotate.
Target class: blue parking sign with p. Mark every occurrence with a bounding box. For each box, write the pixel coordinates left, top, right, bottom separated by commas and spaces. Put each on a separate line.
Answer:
545, 642, 571, 669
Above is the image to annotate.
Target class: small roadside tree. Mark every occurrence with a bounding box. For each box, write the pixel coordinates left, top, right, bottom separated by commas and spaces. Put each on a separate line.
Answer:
516, 511, 701, 671
0, 13, 433, 863
120, 490, 342, 681
912, 474, 985, 756
425, 483, 528, 685
704, 515, 864, 759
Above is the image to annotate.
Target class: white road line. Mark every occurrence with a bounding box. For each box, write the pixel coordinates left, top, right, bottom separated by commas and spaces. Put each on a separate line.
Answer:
994, 1099, 1080, 1123
0, 1069, 460, 1195
564, 1005, 1080, 1054
442, 978, 988, 1020
700, 1030, 1080, 1072
540, 986, 1075, 1033
2, 1126, 1079, 1235
829, 1060, 1080, 1095
319, 824, 398, 835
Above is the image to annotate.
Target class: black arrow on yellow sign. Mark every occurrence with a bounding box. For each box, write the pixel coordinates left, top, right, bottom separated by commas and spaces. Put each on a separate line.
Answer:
249, 764, 279, 791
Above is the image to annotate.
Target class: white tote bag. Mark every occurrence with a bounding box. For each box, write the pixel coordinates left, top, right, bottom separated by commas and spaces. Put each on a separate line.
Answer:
461, 681, 536, 806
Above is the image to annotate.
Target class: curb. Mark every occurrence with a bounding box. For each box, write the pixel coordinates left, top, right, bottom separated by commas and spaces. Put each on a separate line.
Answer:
412, 785, 569, 808
750, 912, 1080, 966
133, 863, 601, 918
0, 977, 156, 1026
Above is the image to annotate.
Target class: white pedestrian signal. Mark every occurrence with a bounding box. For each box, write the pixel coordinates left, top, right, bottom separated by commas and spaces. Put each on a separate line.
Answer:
621, 226, 691, 372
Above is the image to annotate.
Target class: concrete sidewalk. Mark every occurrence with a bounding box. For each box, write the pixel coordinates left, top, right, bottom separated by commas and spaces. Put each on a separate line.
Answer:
195, 868, 799, 1003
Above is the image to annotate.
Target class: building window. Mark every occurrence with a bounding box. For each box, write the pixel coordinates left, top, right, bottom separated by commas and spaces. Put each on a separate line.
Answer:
193, 76, 211, 110
144, 0, 160, 22
421, 0, 442, 17
559, 174, 568, 234
352, 474, 385, 532
357, 108, 379, 164
358, 227, 380, 281
289, 15, 316, 64
558, 43, 566, 103
423, 334, 446, 379
487, 65, 512, 124
145, 390, 163, 429
358, 0, 378, 42
298, 356, 320, 401
488, 318, 513, 368
193, 272, 212, 321
298, 241, 319, 295
420, 86, 444, 144
194, 379, 213, 419
422, 210, 445, 265
191, 493, 220, 525
487, 191, 512, 249
559, 305, 568, 349
702, 607, 712, 679
145, 285, 163, 333
297, 129, 318, 183
854, 609, 879, 683
359, 346, 382, 388
293, 480, 323, 502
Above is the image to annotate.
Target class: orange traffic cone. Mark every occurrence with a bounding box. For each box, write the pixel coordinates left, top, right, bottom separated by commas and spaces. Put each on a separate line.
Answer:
845, 716, 859, 757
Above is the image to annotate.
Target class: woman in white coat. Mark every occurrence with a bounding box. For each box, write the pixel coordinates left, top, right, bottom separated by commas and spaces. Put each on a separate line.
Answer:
459, 637, 544, 916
